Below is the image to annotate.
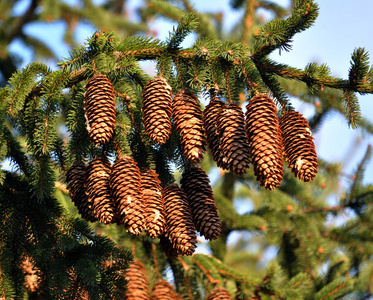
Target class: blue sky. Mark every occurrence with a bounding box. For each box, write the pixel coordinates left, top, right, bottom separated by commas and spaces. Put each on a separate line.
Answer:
10, 0, 373, 188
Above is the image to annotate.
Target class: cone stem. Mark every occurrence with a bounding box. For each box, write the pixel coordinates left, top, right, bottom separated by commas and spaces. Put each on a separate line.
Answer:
152, 243, 161, 278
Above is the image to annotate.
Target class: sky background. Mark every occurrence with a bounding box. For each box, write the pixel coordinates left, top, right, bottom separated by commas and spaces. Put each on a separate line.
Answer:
10, 0, 373, 190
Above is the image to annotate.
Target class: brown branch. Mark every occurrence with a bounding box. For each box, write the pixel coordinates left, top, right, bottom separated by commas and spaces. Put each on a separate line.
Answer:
194, 259, 220, 286
242, 0, 256, 45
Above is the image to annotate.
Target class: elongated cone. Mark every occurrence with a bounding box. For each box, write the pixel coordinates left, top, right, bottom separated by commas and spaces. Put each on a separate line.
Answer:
151, 279, 183, 300
123, 260, 150, 300
85, 157, 117, 224
202, 95, 229, 170
180, 166, 221, 240
66, 161, 96, 222
84, 74, 116, 146
163, 184, 197, 256
216, 102, 250, 175
110, 156, 145, 235
280, 110, 318, 181
245, 94, 284, 190
206, 287, 232, 300
172, 89, 207, 163
142, 77, 172, 144
141, 169, 166, 238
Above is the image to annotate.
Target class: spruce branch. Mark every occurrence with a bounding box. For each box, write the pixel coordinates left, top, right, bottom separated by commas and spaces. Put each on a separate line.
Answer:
166, 13, 198, 51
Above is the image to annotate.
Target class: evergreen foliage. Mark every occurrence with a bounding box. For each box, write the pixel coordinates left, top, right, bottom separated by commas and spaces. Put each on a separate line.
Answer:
1, 0, 373, 299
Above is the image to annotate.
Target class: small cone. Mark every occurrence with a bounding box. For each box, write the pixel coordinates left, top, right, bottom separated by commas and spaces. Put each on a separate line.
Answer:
202, 95, 229, 169
21, 255, 41, 293
172, 89, 207, 163
66, 161, 96, 222
85, 156, 117, 224
124, 260, 150, 300
151, 279, 183, 300
245, 94, 284, 190
84, 74, 116, 146
216, 102, 250, 176
142, 77, 172, 144
180, 166, 221, 240
110, 156, 145, 235
280, 110, 318, 181
206, 287, 232, 300
141, 169, 166, 239
163, 184, 197, 256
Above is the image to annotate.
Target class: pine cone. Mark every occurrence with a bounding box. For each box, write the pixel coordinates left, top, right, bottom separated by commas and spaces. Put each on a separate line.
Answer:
202, 95, 228, 169
216, 102, 250, 175
151, 279, 183, 300
66, 161, 96, 222
142, 77, 172, 144
110, 155, 145, 235
280, 110, 318, 181
84, 74, 116, 146
173, 90, 207, 163
206, 287, 232, 300
85, 156, 117, 224
21, 255, 41, 293
180, 166, 221, 240
245, 94, 284, 190
141, 169, 166, 239
124, 260, 150, 300
163, 185, 197, 256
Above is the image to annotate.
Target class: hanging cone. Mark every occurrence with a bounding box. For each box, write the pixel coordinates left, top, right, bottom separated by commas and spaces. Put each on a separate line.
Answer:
180, 166, 221, 240
141, 169, 166, 239
142, 77, 172, 144
21, 255, 41, 293
163, 184, 197, 256
216, 102, 250, 176
85, 156, 117, 224
159, 234, 180, 258
245, 94, 284, 190
202, 95, 229, 170
123, 260, 150, 300
280, 110, 318, 181
84, 74, 116, 146
172, 89, 207, 163
206, 287, 232, 300
66, 161, 96, 222
110, 155, 145, 235
151, 279, 183, 300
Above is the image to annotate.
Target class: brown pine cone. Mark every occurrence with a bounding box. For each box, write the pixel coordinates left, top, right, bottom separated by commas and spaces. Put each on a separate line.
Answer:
142, 77, 172, 144
141, 169, 166, 239
110, 155, 145, 235
245, 94, 284, 190
216, 102, 250, 176
163, 184, 197, 256
124, 260, 150, 300
84, 74, 116, 146
206, 287, 232, 300
66, 161, 96, 222
151, 279, 183, 300
280, 110, 318, 181
202, 95, 229, 170
172, 89, 207, 163
180, 166, 221, 240
85, 156, 117, 224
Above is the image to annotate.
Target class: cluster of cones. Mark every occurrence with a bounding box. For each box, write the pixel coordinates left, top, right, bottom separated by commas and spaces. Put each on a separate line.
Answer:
83, 74, 318, 191
142, 77, 318, 190
66, 155, 221, 256
124, 260, 232, 300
